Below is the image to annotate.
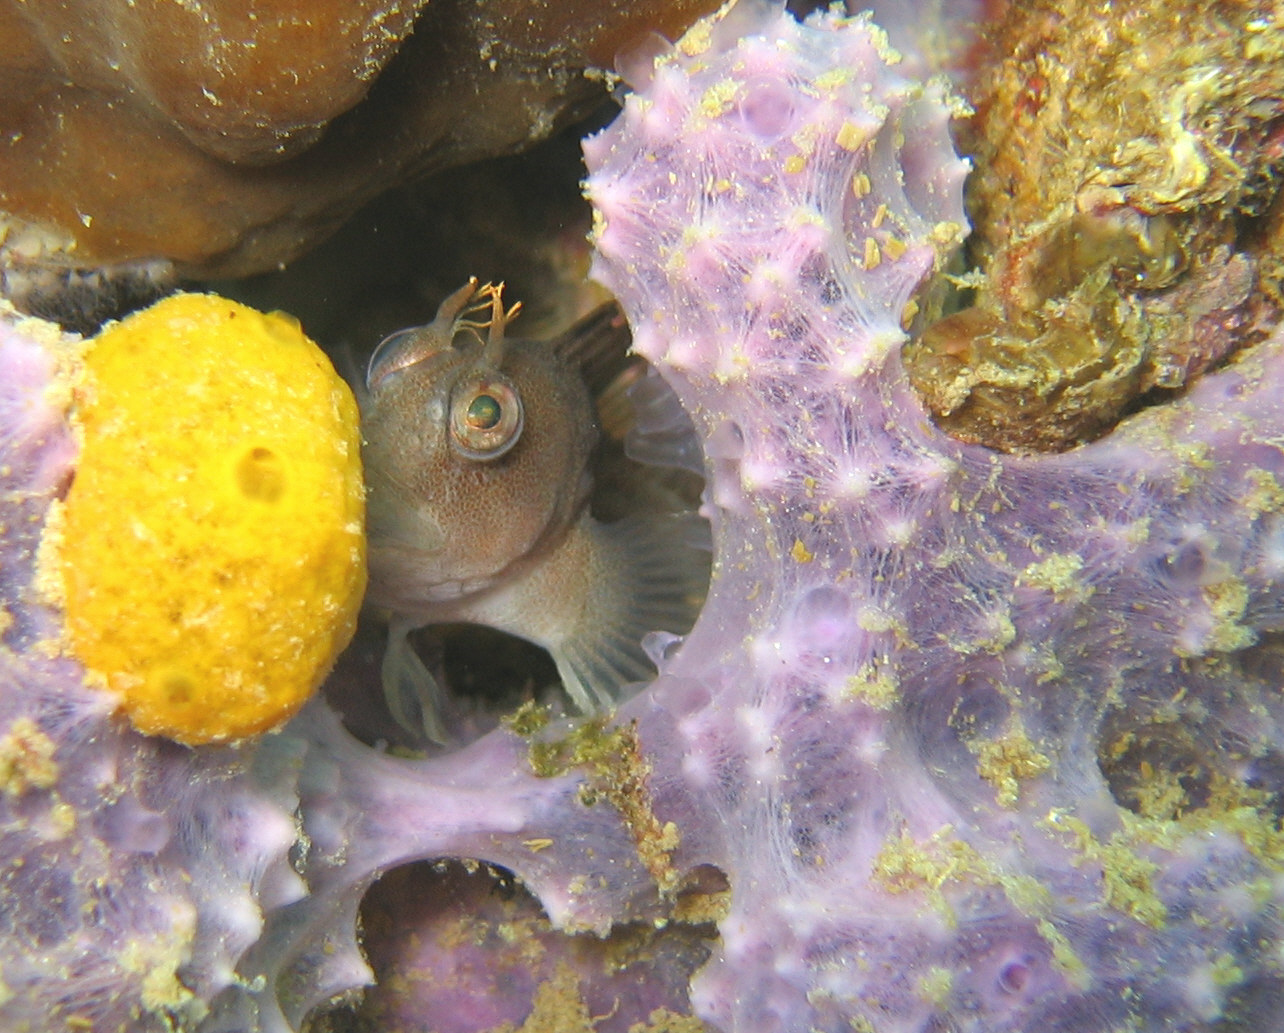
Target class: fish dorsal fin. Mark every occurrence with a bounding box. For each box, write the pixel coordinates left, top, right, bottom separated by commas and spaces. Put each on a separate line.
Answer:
550, 302, 637, 399
550, 301, 646, 441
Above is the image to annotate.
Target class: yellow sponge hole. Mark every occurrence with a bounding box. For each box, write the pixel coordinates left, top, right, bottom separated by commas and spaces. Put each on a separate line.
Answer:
54, 292, 366, 745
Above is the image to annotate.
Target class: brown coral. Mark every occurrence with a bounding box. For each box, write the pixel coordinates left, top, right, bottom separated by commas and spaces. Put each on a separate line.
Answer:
0, 0, 718, 286
908, 0, 1284, 452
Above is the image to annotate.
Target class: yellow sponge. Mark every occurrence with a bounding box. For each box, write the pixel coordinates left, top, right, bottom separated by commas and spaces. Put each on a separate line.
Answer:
52, 293, 366, 744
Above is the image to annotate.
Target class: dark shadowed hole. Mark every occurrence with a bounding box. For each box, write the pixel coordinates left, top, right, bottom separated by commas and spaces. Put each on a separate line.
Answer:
324, 617, 560, 753
304, 858, 723, 1033
1097, 713, 1213, 820
1097, 635, 1284, 826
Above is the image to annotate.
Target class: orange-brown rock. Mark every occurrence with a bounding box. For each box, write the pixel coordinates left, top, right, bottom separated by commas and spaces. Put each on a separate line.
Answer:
0, 0, 718, 280
907, 0, 1284, 453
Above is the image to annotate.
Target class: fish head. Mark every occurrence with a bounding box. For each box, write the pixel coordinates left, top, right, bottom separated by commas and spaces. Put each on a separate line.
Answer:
360, 281, 597, 610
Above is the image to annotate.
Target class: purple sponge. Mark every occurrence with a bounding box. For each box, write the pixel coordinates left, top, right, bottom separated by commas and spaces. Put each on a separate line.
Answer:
583, 3, 1284, 1029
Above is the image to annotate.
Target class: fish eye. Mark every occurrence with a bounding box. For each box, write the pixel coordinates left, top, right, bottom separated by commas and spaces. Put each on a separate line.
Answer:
465, 393, 503, 430
449, 374, 523, 460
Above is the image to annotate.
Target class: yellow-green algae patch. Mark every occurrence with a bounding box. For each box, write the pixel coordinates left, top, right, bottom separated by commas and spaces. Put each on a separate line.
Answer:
508, 704, 682, 897
41, 292, 366, 745
1018, 553, 1088, 603
1040, 810, 1168, 929
871, 824, 1091, 988
0, 717, 58, 796
486, 962, 707, 1033
969, 717, 1052, 808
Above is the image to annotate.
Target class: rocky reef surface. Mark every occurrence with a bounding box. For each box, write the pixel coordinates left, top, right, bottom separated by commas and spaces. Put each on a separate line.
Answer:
2, 2, 1284, 1032
908, 0, 1284, 453
0, 0, 719, 319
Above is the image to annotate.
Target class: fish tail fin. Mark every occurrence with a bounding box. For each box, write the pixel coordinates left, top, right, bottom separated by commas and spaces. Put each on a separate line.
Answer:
549, 512, 710, 713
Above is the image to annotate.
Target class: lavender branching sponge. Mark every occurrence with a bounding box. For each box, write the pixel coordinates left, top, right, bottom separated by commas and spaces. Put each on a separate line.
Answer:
45, 292, 367, 744
582, 2, 1284, 1029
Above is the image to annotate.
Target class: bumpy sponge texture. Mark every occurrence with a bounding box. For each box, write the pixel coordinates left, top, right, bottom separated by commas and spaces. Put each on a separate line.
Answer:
53, 292, 366, 744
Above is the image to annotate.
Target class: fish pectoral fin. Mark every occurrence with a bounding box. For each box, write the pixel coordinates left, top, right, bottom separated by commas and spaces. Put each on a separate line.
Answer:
546, 512, 711, 714
381, 621, 451, 746
621, 364, 705, 477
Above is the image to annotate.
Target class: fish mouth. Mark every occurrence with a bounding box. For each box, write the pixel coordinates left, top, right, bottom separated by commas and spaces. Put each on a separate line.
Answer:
363, 538, 510, 610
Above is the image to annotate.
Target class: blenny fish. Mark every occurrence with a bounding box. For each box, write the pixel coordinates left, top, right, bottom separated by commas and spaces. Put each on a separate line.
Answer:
360, 279, 706, 741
